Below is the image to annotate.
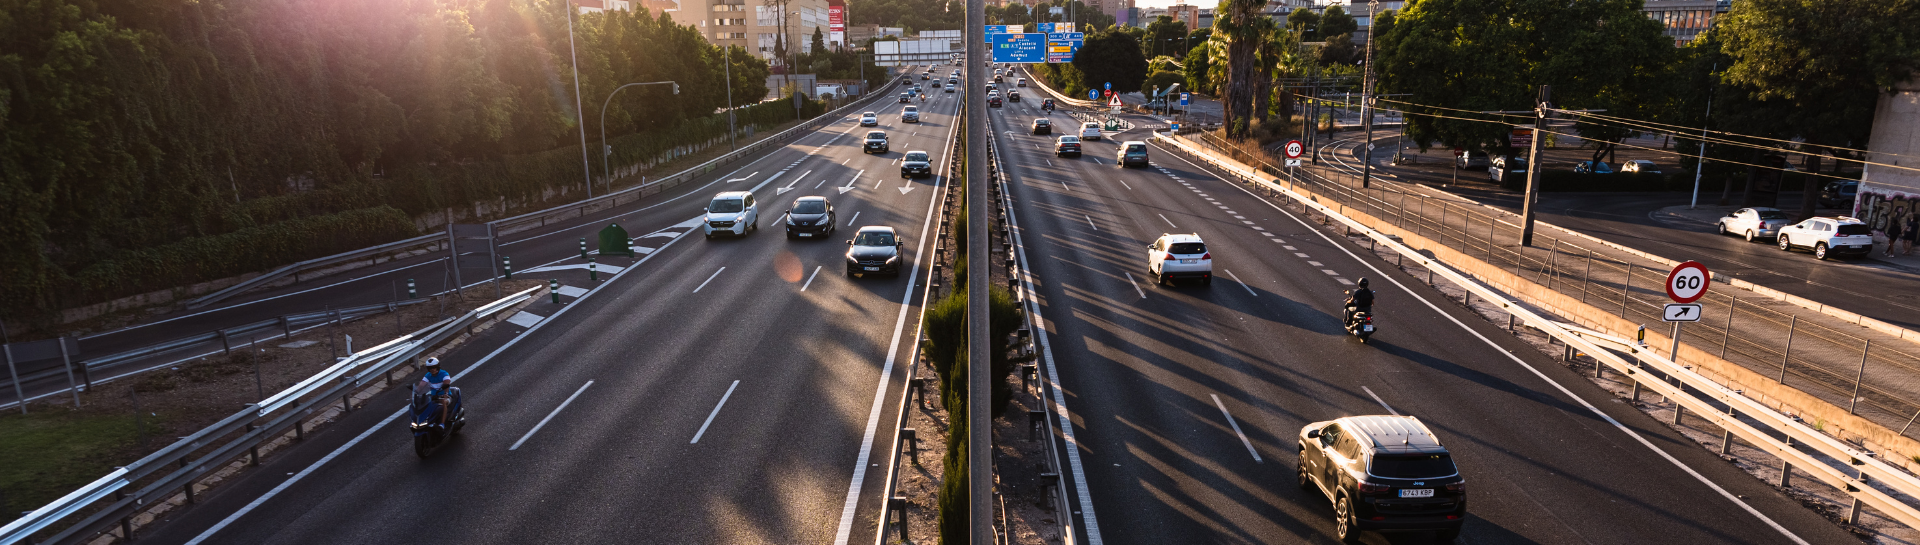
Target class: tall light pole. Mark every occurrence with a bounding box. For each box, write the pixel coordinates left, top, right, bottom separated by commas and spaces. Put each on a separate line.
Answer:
567, 0, 593, 198
1358, 0, 1377, 189
725, 46, 737, 150
601, 81, 679, 188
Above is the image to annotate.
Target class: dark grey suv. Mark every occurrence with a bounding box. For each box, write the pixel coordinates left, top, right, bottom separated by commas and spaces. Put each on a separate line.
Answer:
1299, 415, 1465, 542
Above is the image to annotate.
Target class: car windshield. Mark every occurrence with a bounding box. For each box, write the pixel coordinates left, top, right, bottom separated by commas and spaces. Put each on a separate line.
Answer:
1370, 454, 1458, 479
1059, 136, 1079, 144
854, 232, 896, 246
868, 132, 886, 139
1838, 224, 1872, 235
1168, 242, 1206, 254
793, 200, 827, 214
905, 152, 930, 162
708, 198, 744, 213
1756, 210, 1790, 220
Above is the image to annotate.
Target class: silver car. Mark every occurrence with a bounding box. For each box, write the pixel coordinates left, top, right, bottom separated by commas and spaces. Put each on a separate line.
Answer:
1717, 207, 1790, 242
703, 191, 760, 238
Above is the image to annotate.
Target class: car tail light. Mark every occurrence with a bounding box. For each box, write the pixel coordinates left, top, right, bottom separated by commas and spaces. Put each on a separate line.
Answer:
1163, 254, 1175, 262
1357, 482, 1390, 493
1446, 481, 1466, 492
1201, 253, 1211, 260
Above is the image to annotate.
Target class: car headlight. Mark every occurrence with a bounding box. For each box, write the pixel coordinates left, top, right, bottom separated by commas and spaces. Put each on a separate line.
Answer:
786, 215, 795, 225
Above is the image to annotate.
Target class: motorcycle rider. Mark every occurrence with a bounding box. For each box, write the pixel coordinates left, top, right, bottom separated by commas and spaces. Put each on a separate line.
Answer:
1344, 278, 1375, 325
417, 357, 459, 427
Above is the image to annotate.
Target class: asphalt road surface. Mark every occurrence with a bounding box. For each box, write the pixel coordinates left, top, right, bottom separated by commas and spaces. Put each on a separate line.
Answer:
985, 93, 1857, 544
136, 70, 960, 545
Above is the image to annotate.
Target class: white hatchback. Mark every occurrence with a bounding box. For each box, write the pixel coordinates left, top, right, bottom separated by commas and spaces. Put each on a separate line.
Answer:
703, 191, 760, 238
859, 112, 879, 126
1080, 122, 1102, 141
1778, 216, 1874, 260
1146, 233, 1212, 286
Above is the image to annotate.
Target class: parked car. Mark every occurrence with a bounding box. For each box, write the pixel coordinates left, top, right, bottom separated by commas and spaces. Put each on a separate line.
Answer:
1116, 141, 1150, 168
1031, 118, 1052, 135
1079, 122, 1102, 141
703, 191, 760, 238
1298, 415, 1465, 543
900, 150, 933, 178
1620, 159, 1660, 174
1488, 156, 1527, 184
1778, 216, 1874, 260
1055, 136, 1082, 157
1454, 150, 1490, 170
859, 112, 878, 127
1820, 181, 1859, 208
902, 105, 920, 123
783, 197, 836, 239
1572, 161, 1613, 174
863, 131, 889, 154
845, 226, 905, 277
1716, 207, 1791, 242
1146, 233, 1212, 286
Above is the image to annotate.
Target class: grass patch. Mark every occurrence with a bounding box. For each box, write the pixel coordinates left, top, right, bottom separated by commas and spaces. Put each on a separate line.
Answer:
0, 408, 160, 522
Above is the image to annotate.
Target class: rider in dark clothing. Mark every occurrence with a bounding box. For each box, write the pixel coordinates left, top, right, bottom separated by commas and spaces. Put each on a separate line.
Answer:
1344, 278, 1375, 324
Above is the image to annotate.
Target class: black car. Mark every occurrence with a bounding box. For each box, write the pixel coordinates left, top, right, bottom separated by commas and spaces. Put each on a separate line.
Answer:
863, 131, 889, 154
1055, 136, 1082, 157
784, 197, 837, 239
1820, 181, 1858, 208
1008, 90, 1021, 102
899, 93, 912, 103
1031, 118, 1052, 135
900, 150, 933, 178
1300, 416, 1465, 543
989, 96, 1002, 108
845, 226, 904, 277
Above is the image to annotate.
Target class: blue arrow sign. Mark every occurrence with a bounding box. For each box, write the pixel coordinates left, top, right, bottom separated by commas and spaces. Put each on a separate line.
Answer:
1104, 82, 1112, 91
1089, 89, 1099, 101
989, 33, 1046, 63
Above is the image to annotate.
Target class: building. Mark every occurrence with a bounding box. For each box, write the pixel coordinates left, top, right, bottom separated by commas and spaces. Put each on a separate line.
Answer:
847, 23, 904, 44
1856, 78, 1920, 242
661, 0, 834, 63
1641, 0, 1732, 46
1196, 7, 1213, 29
1167, 3, 1200, 31
577, 0, 635, 13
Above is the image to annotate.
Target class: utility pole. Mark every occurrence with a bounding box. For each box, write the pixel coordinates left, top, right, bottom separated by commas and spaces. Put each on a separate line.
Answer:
1690, 62, 1716, 210
566, 0, 592, 198
725, 46, 737, 150
1358, 0, 1378, 188
1521, 85, 1551, 246
966, 0, 991, 542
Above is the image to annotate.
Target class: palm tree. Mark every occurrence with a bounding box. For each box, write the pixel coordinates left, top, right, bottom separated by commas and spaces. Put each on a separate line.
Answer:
1213, 0, 1267, 138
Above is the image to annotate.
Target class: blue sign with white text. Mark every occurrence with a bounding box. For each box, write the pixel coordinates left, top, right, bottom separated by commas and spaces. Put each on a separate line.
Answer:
1044, 32, 1084, 63
1181, 93, 1190, 106
989, 33, 1046, 63
985, 25, 1019, 34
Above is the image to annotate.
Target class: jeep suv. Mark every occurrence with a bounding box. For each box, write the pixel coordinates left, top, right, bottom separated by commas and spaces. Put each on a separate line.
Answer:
863, 131, 889, 154
1778, 216, 1874, 260
1299, 416, 1465, 542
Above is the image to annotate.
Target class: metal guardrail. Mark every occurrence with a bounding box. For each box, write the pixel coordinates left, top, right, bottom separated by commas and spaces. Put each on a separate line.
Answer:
1155, 131, 1920, 531
0, 286, 540, 545
185, 73, 908, 310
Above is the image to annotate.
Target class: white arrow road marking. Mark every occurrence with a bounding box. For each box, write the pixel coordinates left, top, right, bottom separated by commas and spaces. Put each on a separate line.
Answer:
727, 171, 758, 183
899, 183, 916, 194
838, 169, 865, 194
775, 169, 812, 195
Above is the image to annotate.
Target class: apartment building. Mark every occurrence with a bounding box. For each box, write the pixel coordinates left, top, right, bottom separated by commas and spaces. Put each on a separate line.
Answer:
661, 0, 833, 62
1642, 0, 1732, 45
1167, 3, 1200, 31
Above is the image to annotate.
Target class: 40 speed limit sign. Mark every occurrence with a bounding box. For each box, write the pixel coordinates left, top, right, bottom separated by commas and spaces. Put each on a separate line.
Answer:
1665, 260, 1711, 304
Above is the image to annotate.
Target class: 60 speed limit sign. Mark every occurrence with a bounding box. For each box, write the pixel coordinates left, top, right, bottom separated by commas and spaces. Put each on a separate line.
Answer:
1665, 261, 1711, 303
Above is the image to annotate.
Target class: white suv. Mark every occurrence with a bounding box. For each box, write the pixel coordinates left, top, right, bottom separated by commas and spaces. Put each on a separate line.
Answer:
1146, 234, 1212, 286
703, 191, 760, 238
1777, 216, 1873, 260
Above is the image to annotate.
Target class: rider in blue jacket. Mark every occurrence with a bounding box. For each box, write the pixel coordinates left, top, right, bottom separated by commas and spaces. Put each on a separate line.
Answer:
417, 358, 460, 427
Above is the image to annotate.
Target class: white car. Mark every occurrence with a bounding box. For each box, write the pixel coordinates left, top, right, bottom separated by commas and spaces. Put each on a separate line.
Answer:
1716, 207, 1791, 242
902, 105, 920, 123
703, 191, 760, 238
1146, 233, 1212, 286
1777, 216, 1874, 260
859, 112, 878, 126
1017, 78, 1028, 87
1079, 122, 1102, 141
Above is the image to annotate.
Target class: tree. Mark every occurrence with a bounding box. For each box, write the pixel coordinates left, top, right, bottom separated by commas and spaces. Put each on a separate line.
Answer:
1143, 15, 1189, 58
1320, 6, 1358, 39
1069, 28, 1149, 93
1145, 70, 1185, 95
812, 27, 829, 55
1214, 0, 1268, 138
1319, 33, 1360, 65
1288, 7, 1320, 41
1183, 43, 1214, 95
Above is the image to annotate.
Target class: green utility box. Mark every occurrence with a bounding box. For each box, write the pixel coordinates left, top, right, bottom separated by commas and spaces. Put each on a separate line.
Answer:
598, 223, 633, 257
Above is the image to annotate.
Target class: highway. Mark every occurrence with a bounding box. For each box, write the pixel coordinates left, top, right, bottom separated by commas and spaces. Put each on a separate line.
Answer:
135, 70, 958, 544
992, 72, 1858, 544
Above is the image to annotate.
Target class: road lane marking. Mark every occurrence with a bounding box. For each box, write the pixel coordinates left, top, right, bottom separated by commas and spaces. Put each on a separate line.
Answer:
1212, 394, 1263, 463
1158, 214, 1176, 228
1308, 261, 1323, 266
1294, 253, 1310, 257
1336, 278, 1354, 285
1085, 215, 1098, 230
1047, 159, 1054, 167
690, 380, 741, 444
728, 171, 758, 183
1061, 180, 1071, 191
1284, 246, 1297, 250
1321, 269, 1340, 276
1362, 386, 1400, 416
801, 266, 823, 291
1125, 272, 1148, 298
846, 211, 862, 226
510, 380, 595, 451
692, 267, 726, 293
1117, 179, 1132, 190
1223, 269, 1256, 296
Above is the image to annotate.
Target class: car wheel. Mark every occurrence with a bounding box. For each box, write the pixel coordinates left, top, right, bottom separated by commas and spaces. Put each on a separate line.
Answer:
1779, 235, 1793, 252
1435, 528, 1461, 542
1745, 230, 1756, 242
1716, 222, 1727, 235
1815, 243, 1829, 260
1296, 456, 1313, 491
704, 232, 713, 240
1334, 495, 1361, 543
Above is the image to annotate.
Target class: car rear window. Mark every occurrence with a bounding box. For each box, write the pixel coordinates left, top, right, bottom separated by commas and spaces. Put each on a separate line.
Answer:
1838, 224, 1872, 235
1035, 119, 1050, 125
905, 106, 918, 112
708, 198, 744, 213
1125, 144, 1147, 153
906, 152, 930, 162
794, 200, 827, 214
1059, 136, 1079, 143
1756, 211, 1789, 219
1369, 454, 1458, 478
1168, 242, 1207, 254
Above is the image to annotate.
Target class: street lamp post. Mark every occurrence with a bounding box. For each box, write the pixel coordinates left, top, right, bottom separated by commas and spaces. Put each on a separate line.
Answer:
1359, 0, 1378, 189
566, 0, 593, 198
600, 81, 679, 190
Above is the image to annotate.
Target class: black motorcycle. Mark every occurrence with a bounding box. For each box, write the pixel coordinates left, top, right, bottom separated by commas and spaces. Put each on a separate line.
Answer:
1343, 290, 1376, 343
408, 384, 466, 458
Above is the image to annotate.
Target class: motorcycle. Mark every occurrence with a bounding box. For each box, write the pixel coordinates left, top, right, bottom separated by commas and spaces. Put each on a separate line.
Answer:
408, 384, 466, 458
1343, 290, 1376, 343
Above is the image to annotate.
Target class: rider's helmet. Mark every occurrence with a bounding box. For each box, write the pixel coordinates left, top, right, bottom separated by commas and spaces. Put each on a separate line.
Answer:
423, 357, 441, 369
1357, 278, 1370, 288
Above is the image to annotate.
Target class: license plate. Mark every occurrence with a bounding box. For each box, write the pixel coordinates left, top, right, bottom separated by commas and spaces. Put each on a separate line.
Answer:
1398, 489, 1433, 498
865, 267, 880, 271
1179, 259, 1197, 264
1362, 325, 1374, 332
799, 233, 812, 237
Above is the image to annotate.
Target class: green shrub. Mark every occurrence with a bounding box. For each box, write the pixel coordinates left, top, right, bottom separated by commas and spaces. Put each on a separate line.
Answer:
937, 382, 969, 545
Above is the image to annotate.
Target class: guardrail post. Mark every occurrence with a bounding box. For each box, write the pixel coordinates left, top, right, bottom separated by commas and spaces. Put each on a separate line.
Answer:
116, 490, 133, 539
247, 424, 260, 465
901, 427, 918, 464
551, 279, 561, 304
1779, 437, 1793, 487
1721, 429, 1733, 455
503, 257, 513, 280
888, 495, 910, 542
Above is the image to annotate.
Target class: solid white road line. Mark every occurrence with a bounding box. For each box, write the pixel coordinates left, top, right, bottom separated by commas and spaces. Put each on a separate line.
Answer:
509, 380, 595, 451
1362, 386, 1400, 416
847, 211, 862, 226
185, 406, 406, 544
690, 380, 741, 444
1175, 147, 1815, 545
692, 267, 726, 293
1085, 215, 1098, 230
1117, 179, 1132, 191
1125, 272, 1148, 299
1212, 394, 1263, 463
1158, 213, 1177, 228
802, 266, 823, 291
1223, 269, 1256, 296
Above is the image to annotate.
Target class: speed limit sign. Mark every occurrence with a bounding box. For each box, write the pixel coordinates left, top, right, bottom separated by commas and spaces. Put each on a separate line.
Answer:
1284, 140, 1304, 159
1665, 261, 1711, 303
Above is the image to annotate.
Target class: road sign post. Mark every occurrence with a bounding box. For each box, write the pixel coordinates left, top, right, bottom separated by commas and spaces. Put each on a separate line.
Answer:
1663, 261, 1712, 360
1284, 139, 1304, 185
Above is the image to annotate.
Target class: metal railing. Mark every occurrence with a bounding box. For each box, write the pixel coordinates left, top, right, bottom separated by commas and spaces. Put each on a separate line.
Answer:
0, 287, 539, 545
1156, 131, 1920, 530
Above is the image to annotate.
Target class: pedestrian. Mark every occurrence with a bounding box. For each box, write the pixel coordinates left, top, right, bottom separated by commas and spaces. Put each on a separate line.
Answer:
1887, 207, 1907, 258
1902, 211, 1918, 256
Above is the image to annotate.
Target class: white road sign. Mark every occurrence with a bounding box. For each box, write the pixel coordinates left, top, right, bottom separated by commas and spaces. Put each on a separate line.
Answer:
1284, 140, 1304, 159
1286, 159, 1302, 167
1662, 303, 1703, 322
1665, 260, 1711, 303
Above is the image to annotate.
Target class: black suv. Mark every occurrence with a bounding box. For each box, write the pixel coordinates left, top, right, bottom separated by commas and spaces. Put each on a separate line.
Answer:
1299, 416, 1465, 542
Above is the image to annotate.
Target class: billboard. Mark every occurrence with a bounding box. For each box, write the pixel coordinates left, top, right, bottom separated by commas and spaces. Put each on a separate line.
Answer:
827, 2, 845, 47
989, 33, 1046, 63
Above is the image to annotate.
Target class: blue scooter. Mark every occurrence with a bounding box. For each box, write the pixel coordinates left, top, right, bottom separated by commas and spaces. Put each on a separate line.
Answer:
409, 384, 465, 458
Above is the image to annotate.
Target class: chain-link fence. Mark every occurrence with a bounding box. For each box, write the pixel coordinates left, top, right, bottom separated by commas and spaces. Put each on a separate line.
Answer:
1172, 131, 1920, 438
